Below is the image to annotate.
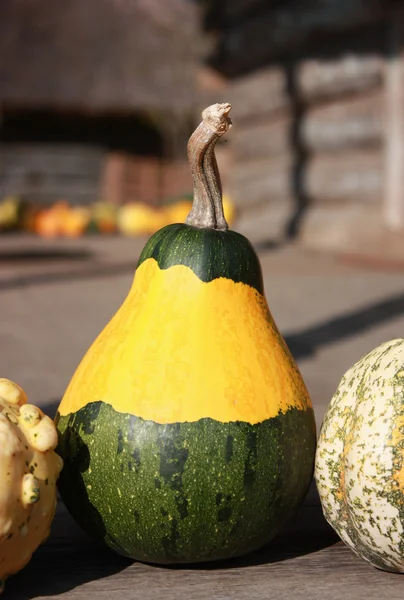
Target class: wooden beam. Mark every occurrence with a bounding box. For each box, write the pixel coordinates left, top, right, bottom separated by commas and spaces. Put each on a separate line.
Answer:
383, 12, 404, 230
208, 3, 385, 76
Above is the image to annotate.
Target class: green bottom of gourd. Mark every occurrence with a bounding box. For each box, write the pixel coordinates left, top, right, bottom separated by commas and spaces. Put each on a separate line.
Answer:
56, 402, 315, 564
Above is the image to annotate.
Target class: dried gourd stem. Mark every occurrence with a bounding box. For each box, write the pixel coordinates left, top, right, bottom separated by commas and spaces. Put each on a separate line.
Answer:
186, 103, 232, 230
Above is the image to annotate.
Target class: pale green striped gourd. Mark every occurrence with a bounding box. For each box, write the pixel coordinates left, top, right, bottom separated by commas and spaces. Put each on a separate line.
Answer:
315, 339, 404, 573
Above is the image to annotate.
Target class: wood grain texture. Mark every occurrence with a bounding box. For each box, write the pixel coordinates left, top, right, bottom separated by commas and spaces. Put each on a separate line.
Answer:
298, 56, 383, 103
208, 6, 385, 78
221, 56, 382, 124
231, 90, 383, 162
228, 149, 383, 208
5, 481, 402, 600
2, 235, 404, 599
229, 155, 292, 208
0, 144, 104, 205
383, 12, 404, 229
303, 91, 383, 151
307, 151, 383, 203
225, 68, 290, 121
232, 117, 291, 161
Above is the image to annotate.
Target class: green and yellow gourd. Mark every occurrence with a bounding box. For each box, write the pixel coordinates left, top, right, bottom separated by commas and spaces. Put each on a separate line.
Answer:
55, 104, 316, 564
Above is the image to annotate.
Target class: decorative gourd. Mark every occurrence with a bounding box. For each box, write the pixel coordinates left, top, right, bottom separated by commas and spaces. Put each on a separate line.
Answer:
163, 200, 193, 226
315, 338, 404, 573
0, 379, 63, 592
55, 104, 316, 564
63, 206, 91, 238
34, 201, 71, 238
117, 202, 166, 236
87, 202, 118, 234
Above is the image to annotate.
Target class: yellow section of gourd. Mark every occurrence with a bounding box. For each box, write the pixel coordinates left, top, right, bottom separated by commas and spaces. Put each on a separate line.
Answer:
0, 379, 63, 592
58, 258, 311, 424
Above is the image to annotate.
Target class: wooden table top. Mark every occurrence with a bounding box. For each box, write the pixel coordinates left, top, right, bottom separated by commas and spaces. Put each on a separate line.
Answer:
1, 235, 404, 599
5, 481, 403, 600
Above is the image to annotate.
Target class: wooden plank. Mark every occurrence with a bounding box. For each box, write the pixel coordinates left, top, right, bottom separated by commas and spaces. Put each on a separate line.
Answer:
303, 90, 383, 151
1, 235, 404, 598
299, 56, 383, 103
229, 155, 292, 207
209, 4, 385, 76
230, 150, 382, 209
0, 173, 101, 187
233, 117, 291, 161
218, 0, 270, 22
209, 0, 384, 27
0, 143, 105, 157
235, 197, 293, 241
0, 192, 100, 207
307, 151, 383, 203
0, 144, 105, 174
6, 487, 404, 600
0, 144, 104, 204
225, 68, 290, 121
233, 90, 383, 162
223, 56, 382, 127
300, 202, 381, 251
383, 13, 404, 229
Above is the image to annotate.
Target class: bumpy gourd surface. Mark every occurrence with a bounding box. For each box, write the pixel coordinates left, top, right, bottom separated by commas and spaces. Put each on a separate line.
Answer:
59, 257, 312, 424
57, 225, 316, 564
315, 339, 404, 572
0, 379, 63, 591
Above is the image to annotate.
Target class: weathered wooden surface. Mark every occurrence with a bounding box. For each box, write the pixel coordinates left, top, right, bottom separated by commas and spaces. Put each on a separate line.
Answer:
0, 145, 193, 206
224, 56, 383, 123
228, 149, 382, 209
307, 151, 383, 203
231, 89, 383, 163
229, 155, 292, 208
3, 485, 350, 600
7, 507, 404, 600
225, 68, 290, 121
1, 234, 404, 598
208, 0, 385, 27
0, 144, 104, 205
220, 53, 385, 221
303, 91, 383, 151
206, 0, 386, 77
232, 116, 291, 160
298, 56, 383, 103
383, 12, 404, 229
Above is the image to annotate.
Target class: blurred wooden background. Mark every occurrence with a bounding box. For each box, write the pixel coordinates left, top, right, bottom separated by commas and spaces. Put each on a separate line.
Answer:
1, 0, 404, 255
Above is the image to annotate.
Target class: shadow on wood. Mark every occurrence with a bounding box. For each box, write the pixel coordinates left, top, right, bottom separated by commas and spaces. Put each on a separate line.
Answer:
0, 258, 139, 291
0, 246, 94, 263
6, 480, 338, 600
5, 500, 133, 600
284, 61, 310, 239
285, 290, 404, 361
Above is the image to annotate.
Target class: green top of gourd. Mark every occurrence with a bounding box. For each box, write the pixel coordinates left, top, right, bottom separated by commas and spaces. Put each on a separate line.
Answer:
137, 103, 264, 294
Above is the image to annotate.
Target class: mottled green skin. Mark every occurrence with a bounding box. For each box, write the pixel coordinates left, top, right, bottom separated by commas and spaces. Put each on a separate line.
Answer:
56, 402, 315, 564
137, 223, 264, 294
315, 339, 404, 573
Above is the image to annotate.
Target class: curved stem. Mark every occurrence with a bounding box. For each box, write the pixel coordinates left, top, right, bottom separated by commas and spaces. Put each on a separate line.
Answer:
186, 103, 232, 230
